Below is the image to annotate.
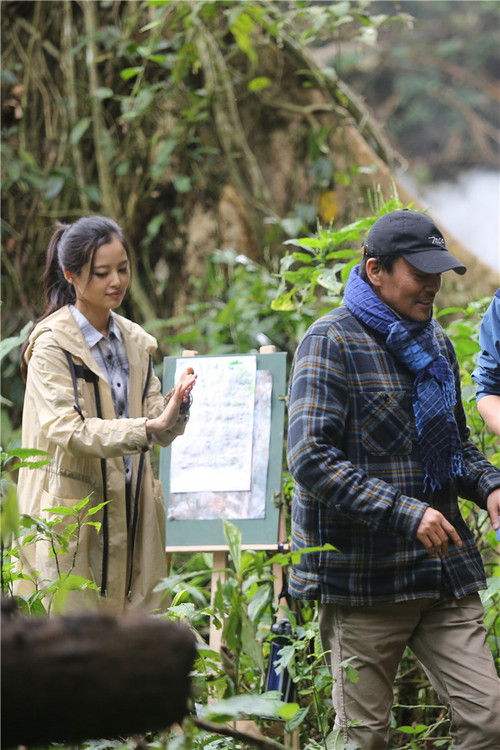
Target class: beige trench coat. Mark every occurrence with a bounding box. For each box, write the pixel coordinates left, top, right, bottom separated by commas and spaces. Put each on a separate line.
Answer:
16, 306, 187, 614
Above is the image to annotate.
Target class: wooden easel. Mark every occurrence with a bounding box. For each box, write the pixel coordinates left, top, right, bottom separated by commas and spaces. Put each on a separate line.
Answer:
166, 345, 290, 650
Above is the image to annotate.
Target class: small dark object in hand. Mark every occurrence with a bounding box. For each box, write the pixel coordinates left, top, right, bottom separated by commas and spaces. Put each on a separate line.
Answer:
163, 388, 192, 414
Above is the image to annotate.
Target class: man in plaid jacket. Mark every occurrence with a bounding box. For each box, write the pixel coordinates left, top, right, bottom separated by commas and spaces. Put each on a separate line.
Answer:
287, 210, 500, 750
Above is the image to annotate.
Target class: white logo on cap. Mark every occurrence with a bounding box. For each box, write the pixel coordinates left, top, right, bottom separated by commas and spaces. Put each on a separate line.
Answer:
429, 235, 445, 247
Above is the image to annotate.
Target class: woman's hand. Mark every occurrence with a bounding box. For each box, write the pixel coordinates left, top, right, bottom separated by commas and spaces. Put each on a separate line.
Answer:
146, 367, 197, 436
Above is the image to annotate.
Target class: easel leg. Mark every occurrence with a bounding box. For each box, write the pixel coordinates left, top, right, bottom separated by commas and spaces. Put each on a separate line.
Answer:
273, 504, 289, 619
209, 550, 227, 654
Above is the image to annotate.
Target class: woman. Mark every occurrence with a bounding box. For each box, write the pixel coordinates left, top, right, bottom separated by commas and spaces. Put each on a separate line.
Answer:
17, 215, 196, 613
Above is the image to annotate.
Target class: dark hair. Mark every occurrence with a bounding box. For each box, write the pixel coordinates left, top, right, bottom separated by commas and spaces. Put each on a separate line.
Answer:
359, 246, 398, 283
21, 215, 128, 381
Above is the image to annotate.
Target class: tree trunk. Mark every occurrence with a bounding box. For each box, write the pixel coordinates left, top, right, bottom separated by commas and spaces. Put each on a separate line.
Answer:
1, 600, 197, 748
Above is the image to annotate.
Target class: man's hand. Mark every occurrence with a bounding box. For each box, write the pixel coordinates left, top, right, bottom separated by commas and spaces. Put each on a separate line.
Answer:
486, 487, 500, 533
416, 507, 463, 556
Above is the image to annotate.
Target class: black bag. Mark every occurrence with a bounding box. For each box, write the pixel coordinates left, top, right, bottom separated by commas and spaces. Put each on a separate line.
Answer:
264, 544, 295, 703
264, 615, 294, 703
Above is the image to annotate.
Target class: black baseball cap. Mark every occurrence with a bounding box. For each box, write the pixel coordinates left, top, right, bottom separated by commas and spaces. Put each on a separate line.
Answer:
363, 209, 467, 275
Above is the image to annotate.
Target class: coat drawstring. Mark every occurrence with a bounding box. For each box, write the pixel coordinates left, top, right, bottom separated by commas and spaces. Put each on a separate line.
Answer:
126, 354, 153, 601
64, 351, 109, 597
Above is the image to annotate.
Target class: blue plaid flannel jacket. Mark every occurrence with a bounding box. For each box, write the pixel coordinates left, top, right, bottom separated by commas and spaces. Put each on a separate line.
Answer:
287, 305, 500, 605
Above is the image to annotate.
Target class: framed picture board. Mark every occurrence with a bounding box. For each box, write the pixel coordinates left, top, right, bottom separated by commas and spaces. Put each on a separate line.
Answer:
159, 352, 287, 550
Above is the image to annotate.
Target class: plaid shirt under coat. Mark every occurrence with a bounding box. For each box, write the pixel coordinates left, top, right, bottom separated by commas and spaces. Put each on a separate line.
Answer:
287, 305, 500, 606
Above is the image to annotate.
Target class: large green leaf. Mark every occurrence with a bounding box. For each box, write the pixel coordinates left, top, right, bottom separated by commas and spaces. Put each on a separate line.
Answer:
201, 692, 288, 723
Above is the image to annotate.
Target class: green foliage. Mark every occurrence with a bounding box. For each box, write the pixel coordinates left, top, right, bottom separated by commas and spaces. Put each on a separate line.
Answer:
0, 320, 32, 446
0, 319, 32, 371
1, 447, 102, 615
146, 247, 308, 360
271, 193, 402, 320
157, 527, 342, 748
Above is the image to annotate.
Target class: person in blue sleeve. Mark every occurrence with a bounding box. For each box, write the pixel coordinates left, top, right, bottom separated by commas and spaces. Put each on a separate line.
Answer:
287, 209, 500, 750
473, 289, 500, 437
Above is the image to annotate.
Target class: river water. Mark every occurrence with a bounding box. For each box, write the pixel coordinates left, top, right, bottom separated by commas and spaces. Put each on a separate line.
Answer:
397, 168, 499, 275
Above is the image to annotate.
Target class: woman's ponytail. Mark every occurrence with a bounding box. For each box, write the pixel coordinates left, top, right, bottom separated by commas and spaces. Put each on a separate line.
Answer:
42, 222, 75, 313
20, 222, 75, 381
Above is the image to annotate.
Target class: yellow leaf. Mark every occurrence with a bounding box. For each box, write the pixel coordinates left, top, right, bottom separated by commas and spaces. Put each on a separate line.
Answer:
318, 190, 338, 224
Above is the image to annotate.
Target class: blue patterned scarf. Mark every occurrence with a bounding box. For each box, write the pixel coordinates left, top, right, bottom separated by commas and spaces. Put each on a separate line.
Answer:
343, 265, 464, 490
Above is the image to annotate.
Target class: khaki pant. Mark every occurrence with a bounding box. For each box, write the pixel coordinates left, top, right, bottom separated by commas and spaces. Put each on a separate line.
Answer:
319, 594, 500, 750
